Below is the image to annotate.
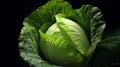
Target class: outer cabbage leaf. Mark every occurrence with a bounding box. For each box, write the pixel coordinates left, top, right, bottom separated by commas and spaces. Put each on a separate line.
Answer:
88, 30, 120, 67
23, 0, 75, 29
74, 5, 106, 57
19, 26, 62, 67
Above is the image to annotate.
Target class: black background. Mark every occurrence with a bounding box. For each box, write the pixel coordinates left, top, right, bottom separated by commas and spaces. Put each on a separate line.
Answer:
2, 0, 120, 67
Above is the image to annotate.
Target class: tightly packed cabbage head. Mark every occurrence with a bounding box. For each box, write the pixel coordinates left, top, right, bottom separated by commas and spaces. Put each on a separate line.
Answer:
19, 0, 120, 67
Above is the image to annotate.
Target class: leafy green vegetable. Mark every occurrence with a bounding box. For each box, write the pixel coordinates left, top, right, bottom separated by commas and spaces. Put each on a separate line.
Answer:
39, 14, 89, 67
19, 0, 120, 67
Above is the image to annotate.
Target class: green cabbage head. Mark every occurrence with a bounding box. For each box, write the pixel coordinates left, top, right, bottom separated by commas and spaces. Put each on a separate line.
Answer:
39, 14, 90, 67
19, 0, 120, 67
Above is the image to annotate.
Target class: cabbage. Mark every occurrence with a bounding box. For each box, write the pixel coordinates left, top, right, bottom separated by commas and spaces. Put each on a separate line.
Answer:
19, 0, 120, 67
39, 14, 90, 66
